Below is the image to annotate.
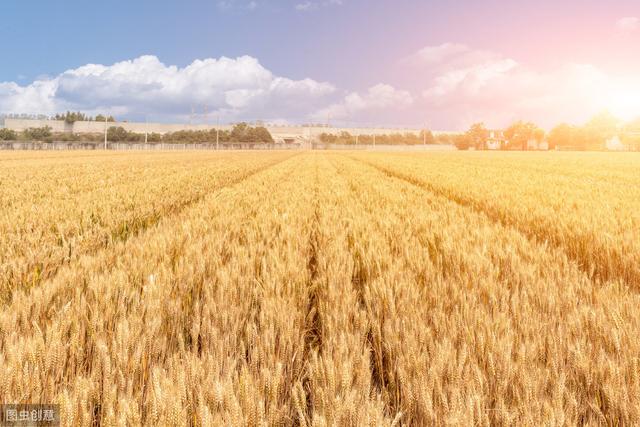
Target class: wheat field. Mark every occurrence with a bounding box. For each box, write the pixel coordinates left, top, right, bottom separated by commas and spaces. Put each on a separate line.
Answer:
1, 150, 639, 426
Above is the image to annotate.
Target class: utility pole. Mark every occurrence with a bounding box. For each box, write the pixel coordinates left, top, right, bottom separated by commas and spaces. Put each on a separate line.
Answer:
104, 116, 108, 150
204, 104, 209, 129
145, 115, 148, 144
216, 116, 220, 150
423, 125, 427, 145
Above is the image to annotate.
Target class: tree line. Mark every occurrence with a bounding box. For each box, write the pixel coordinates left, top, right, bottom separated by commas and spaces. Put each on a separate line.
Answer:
318, 130, 438, 145
53, 111, 117, 123
0, 111, 116, 123
2, 112, 639, 149
454, 112, 639, 151
106, 123, 274, 143
0, 127, 52, 141
450, 121, 546, 151
315, 112, 639, 151
548, 114, 640, 150
0, 123, 275, 144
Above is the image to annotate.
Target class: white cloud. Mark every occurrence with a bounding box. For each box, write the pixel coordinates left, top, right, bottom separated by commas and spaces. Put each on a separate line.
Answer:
217, 1, 234, 9
312, 84, 413, 123
217, 0, 261, 11
410, 43, 640, 129
295, 1, 316, 11
616, 16, 639, 32
4, 44, 638, 131
295, 0, 343, 12
0, 55, 336, 122
423, 57, 518, 97
411, 43, 469, 64
403, 43, 505, 73
218, 0, 343, 12
0, 80, 58, 114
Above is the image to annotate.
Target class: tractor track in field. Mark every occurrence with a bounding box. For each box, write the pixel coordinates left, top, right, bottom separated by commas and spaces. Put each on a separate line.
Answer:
298, 155, 324, 425
347, 154, 639, 288
327, 155, 404, 418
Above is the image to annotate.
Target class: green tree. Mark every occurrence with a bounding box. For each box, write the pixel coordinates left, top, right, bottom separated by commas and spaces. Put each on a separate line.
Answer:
319, 133, 338, 144
452, 133, 472, 150
147, 133, 162, 143
0, 128, 18, 141
547, 123, 575, 150
420, 130, 436, 145
504, 121, 544, 150
107, 126, 125, 142
22, 127, 52, 141
230, 123, 250, 142
252, 126, 275, 143
620, 118, 640, 151
435, 134, 453, 145
94, 115, 116, 122
64, 111, 90, 123
466, 122, 490, 150
581, 111, 619, 150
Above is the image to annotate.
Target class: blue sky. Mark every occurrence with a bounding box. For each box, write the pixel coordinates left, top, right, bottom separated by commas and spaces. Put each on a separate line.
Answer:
1, 0, 639, 129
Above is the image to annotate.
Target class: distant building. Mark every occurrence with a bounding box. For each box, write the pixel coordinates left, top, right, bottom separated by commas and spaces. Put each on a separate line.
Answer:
606, 135, 626, 151
486, 130, 506, 150
484, 130, 548, 151
482, 130, 549, 151
607, 133, 640, 151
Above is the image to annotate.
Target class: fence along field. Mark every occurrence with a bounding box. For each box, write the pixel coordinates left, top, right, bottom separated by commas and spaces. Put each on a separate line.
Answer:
0, 150, 639, 425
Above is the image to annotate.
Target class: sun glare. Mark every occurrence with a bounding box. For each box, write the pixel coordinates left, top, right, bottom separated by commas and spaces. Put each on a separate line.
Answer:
605, 80, 640, 122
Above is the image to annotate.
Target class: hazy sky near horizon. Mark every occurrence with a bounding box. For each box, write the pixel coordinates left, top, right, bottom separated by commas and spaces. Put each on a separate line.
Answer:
1, 0, 639, 130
